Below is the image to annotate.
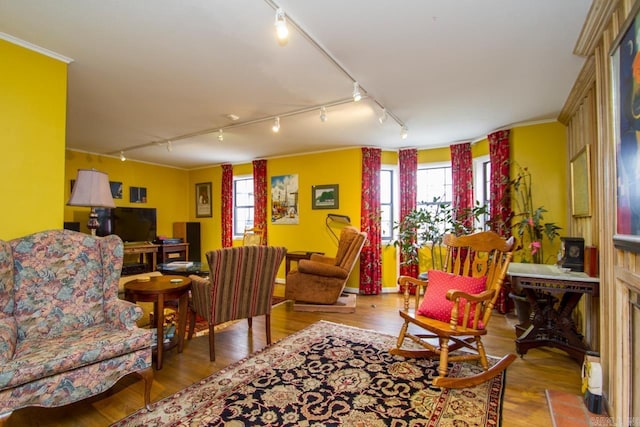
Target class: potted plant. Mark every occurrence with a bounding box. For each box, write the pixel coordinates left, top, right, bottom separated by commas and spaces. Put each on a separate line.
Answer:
392, 197, 489, 274
506, 163, 562, 327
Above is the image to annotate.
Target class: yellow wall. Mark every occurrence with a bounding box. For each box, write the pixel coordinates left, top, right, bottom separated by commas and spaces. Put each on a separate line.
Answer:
1, 40, 68, 240
511, 122, 567, 263
188, 165, 222, 259
64, 150, 190, 240
266, 149, 362, 284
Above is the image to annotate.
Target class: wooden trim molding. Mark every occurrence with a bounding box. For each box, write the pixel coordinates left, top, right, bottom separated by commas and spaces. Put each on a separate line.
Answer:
558, 56, 596, 124
574, 0, 620, 57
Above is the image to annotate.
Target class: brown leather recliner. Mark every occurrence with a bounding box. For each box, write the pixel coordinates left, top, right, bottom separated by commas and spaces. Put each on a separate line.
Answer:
285, 226, 367, 304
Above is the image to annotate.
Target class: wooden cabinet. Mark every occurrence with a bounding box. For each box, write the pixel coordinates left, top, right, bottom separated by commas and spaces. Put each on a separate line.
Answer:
159, 243, 189, 264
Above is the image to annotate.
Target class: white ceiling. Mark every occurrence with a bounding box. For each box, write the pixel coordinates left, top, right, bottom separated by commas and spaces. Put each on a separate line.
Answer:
0, 0, 592, 169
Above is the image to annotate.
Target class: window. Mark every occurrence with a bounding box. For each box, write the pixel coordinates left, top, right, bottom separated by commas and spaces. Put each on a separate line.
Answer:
473, 155, 491, 230
380, 169, 394, 241
417, 164, 452, 208
233, 176, 254, 236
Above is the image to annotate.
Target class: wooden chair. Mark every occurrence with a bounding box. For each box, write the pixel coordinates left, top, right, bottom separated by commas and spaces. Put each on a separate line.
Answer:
242, 226, 265, 246
390, 231, 516, 388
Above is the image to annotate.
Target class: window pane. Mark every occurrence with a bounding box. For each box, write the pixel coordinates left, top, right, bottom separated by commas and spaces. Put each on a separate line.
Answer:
417, 166, 452, 205
234, 177, 254, 236
379, 169, 393, 241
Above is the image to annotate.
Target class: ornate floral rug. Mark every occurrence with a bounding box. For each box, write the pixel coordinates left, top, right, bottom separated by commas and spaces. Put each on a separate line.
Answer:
113, 320, 506, 426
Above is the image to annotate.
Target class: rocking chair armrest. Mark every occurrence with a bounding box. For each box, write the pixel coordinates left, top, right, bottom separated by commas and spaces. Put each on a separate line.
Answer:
445, 288, 495, 303
398, 276, 428, 311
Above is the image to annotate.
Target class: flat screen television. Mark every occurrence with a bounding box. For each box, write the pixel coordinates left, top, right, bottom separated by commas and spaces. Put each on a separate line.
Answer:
95, 207, 157, 243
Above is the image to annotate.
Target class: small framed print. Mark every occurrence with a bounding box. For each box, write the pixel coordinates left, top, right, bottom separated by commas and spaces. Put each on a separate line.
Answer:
312, 184, 339, 209
130, 186, 147, 203
196, 182, 212, 218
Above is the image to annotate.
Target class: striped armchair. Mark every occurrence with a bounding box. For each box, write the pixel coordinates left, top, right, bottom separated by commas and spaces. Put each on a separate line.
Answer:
188, 246, 287, 361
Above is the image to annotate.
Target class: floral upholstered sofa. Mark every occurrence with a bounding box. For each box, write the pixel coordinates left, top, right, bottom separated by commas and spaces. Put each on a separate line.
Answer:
0, 229, 153, 422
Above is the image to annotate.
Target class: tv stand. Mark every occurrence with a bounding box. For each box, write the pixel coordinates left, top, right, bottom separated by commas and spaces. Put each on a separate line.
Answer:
122, 243, 159, 275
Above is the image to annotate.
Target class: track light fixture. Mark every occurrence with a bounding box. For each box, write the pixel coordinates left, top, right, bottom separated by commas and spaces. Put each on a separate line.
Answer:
400, 125, 408, 140
274, 8, 288, 45
320, 106, 327, 122
218, 129, 224, 142
120, 151, 126, 161
352, 82, 362, 102
272, 116, 280, 132
378, 108, 388, 124
166, 140, 173, 152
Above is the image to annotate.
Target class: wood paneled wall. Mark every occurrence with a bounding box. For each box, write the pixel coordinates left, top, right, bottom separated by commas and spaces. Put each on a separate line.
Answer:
560, 0, 640, 422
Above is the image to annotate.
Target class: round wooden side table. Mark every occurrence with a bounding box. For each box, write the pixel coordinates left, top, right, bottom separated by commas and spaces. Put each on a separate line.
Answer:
124, 274, 192, 370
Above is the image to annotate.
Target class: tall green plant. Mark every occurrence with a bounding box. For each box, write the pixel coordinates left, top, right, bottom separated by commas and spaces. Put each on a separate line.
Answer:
509, 163, 562, 264
392, 198, 488, 271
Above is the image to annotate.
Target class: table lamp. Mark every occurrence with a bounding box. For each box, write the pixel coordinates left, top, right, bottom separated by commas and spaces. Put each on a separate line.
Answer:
67, 169, 116, 235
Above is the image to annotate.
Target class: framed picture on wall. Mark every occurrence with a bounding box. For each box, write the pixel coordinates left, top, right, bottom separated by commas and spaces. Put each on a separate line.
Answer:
312, 184, 339, 209
271, 174, 299, 224
110, 181, 123, 199
611, 0, 640, 252
570, 145, 591, 218
195, 182, 212, 218
130, 186, 147, 203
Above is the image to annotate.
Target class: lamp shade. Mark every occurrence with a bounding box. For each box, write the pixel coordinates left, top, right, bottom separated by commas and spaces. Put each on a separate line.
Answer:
67, 169, 116, 208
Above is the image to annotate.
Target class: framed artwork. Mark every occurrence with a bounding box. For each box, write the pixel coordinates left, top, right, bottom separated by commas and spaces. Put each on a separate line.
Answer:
570, 145, 591, 218
271, 174, 299, 224
110, 181, 123, 199
195, 182, 212, 218
130, 186, 147, 203
611, 0, 640, 252
312, 184, 339, 209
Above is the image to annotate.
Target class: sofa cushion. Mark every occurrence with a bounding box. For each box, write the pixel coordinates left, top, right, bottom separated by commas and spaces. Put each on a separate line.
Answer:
0, 325, 152, 390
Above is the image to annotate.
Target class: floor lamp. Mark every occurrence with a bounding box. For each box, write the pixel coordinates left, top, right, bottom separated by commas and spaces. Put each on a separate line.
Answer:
67, 169, 116, 236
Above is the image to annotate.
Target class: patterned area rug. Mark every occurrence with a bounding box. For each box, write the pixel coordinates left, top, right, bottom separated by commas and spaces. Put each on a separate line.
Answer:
189, 295, 288, 337
113, 320, 506, 426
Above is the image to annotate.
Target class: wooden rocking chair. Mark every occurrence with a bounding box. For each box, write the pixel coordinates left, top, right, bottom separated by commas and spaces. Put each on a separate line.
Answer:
390, 231, 516, 388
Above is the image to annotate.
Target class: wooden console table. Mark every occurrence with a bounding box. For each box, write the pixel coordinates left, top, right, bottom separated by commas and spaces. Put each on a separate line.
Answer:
508, 262, 599, 364
123, 243, 159, 272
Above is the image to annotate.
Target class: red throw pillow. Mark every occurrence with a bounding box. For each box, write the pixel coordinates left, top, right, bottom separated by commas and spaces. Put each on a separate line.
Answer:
417, 270, 487, 328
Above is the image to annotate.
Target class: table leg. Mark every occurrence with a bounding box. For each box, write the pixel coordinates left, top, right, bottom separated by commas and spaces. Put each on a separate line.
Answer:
177, 292, 188, 353
155, 295, 165, 370
515, 289, 588, 364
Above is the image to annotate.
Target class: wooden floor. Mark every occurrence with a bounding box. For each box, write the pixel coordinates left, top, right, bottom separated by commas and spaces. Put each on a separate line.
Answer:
6, 286, 584, 426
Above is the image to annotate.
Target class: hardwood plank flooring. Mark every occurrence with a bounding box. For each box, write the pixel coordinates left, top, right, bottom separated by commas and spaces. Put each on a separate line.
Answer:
5, 287, 583, 426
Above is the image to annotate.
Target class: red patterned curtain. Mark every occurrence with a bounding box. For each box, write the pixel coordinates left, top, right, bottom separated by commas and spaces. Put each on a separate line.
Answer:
252, 159, 268, 244
399, 148, 418, 278
450, 142, 474, 230
221, 164, 233, 248
360, 147, 382, 295
488, 129, 512, 314
488, 130, 512, 237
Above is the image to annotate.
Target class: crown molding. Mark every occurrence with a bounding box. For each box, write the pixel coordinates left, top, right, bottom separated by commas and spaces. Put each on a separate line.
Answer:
574, 0, 619, 57
0, 32, 73, 63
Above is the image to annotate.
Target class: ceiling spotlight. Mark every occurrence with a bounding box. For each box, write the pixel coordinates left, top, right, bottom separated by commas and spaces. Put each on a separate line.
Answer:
272, 116, 280, 133
218, 129, 224, 142
378, 108, 388, 124
119, 151, 126, 161
320, 106, 327, 122
166, 140, 173, 152
275, 8, 288, 45
352, 82, 362, 102
400, 125, 409, 140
